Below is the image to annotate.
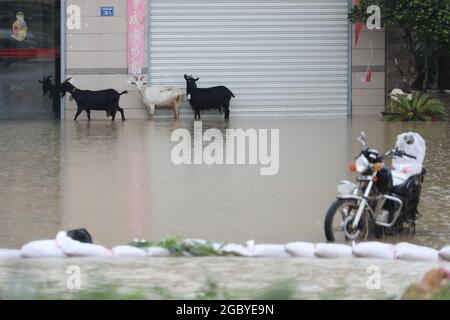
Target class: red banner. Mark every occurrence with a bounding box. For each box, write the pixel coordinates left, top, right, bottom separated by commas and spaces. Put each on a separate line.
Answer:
128, 0, 146, 76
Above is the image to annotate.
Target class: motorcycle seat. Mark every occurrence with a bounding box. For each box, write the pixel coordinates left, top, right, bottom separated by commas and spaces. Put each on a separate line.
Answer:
391, 170, 425, 195
391, 170, 410, 187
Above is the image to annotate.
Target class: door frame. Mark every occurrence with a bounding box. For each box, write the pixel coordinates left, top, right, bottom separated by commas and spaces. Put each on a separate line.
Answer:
60, 0, 66, 121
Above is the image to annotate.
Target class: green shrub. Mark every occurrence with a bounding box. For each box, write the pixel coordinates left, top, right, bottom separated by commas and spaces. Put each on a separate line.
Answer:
387, 91, 447, 121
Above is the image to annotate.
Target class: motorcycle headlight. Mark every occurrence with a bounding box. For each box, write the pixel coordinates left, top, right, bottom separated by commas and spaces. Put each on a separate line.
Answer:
355, 155, 370, 173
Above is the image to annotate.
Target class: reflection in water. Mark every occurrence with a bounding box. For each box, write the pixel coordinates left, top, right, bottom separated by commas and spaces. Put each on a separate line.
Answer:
0, 118, 448, 248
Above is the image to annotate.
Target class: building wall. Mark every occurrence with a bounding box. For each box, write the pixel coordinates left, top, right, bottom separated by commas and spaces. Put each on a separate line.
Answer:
65, 0, 147, 120
64, 1, 387, 119
352, 26, 386, 116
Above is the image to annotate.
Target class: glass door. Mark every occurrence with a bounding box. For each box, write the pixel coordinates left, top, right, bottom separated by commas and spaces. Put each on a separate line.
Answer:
0, 0, 60, 120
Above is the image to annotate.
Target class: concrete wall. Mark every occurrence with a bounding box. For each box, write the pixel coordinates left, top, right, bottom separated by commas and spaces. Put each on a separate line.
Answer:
65, 0, 147, 120
352, 26, 386, 116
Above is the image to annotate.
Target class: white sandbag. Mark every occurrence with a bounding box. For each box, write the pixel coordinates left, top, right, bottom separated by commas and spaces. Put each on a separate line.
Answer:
315, 243, 353, 259
56, 232, 112, 257
439, 247, 450, 261
221, 244, 252, 257
112, 246, 147, 258
21, 240, 66, 258
285, 242, 316, 258
0, 249, 22, 259
352, 242, 396, 260
252, 244, 291, 257
395, 242, 439, 261
182, 239, 208, 245
183, 239, 223, 251
146, 247, 172, 257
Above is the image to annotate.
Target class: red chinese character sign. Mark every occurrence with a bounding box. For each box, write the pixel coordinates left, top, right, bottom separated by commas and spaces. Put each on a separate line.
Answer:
128, 0, 146, 76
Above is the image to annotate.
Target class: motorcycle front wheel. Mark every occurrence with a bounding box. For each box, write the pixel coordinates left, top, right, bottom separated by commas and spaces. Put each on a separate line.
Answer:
324, 199, 371, 242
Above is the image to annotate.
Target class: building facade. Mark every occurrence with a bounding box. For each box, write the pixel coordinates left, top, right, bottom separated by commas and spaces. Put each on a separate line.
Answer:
0, 0, 386, 120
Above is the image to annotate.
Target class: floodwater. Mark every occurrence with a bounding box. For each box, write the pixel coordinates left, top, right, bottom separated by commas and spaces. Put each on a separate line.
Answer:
0, 117, 449, 249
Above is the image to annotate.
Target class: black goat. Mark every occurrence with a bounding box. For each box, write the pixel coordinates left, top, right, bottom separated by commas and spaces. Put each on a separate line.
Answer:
38, 75, 60, 119
60, 78, 127, 121
184, 75, 235, 121
39, 75, 56, 98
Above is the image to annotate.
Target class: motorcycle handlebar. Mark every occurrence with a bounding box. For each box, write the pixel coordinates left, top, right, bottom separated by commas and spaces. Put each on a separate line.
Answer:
383, 148, 417, 160
402, 152, 417, 159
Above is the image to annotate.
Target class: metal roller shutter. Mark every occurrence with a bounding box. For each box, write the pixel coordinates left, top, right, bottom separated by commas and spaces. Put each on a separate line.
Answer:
149, 0, 350, 117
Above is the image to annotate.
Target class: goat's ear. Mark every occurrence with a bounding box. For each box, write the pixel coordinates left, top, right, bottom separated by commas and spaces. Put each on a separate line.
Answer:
195, 78, 199, 82
142, 82, 147, 86
38, 80, 43, 83
184, 75, 189, 80
65, 77, 72, 83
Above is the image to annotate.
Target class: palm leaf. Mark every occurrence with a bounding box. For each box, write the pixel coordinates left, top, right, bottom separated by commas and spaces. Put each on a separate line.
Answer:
389, 91, 447, 121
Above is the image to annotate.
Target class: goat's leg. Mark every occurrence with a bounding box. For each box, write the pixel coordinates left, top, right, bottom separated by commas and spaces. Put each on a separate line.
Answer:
118, 107, 126, 121
224, 102, 230, 120
146, 104, 155, 117
172, 103, 179, 120
86, 110, 91, 121
74, 109, 83, 121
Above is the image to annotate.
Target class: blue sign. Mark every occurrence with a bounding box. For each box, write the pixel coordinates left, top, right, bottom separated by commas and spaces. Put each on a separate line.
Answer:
100, 7, 114, 17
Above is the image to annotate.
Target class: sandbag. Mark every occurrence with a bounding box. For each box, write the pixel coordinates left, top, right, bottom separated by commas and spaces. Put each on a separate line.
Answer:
252, 244, 291, 257
221, 244, 252, 257
395, 242, 439, 261
315, 243, 353, 258
183, 239, 223, 251
352, 242, 396, 260
21, 240, 66, 258
112, 246, 147, 258
285, 242, 316, 258
146, 247, 172, 257
56, 232, 112, 257
0, 249, 21, 259
439, 246, 450, 261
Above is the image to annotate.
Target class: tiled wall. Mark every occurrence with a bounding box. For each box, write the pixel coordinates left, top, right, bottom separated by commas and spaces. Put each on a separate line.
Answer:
65, 0, 148, 120
351, 26, 386, 116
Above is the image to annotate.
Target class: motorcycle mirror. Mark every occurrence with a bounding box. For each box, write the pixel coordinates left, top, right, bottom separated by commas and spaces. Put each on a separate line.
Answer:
357, 131, 367, 146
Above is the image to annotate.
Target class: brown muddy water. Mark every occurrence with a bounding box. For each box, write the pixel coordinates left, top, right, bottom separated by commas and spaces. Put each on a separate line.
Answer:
0, 117, 449, 249
0, 257, 449, 300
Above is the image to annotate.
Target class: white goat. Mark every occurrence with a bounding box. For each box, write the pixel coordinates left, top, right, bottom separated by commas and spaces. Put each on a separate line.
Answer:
128, 75, 184, 119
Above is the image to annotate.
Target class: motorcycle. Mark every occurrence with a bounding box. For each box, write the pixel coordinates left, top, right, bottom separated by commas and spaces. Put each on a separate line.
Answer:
324, 131, 426, 242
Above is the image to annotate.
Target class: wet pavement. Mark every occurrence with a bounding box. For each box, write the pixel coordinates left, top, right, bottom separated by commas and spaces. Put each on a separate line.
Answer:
0, 117, 449, 249
1, 257, 449, 300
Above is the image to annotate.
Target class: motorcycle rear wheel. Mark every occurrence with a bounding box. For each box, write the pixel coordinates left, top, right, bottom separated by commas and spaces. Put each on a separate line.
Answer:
324, 199, 371, 242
